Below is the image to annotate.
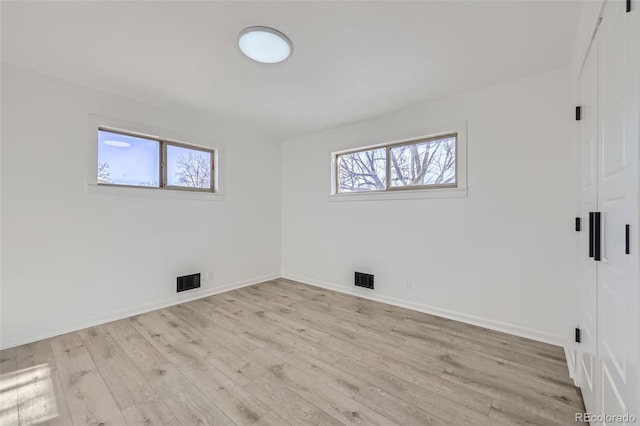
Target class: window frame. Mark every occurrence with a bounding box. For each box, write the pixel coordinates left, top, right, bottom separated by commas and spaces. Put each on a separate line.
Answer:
334, 132, 458, 195
97, 126, 216, 193
162, 139, 215, 193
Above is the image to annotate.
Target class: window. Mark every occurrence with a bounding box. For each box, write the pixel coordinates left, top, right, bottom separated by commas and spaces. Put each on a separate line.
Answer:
335, 133, 457, 194
164, 144, 212, 190
98, 130, 160, 187
97, 128, 214, 192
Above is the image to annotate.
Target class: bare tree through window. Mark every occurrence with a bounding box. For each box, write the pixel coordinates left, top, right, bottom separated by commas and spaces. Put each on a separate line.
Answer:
175, 151, 211, 188
97, 161, 111, 182
390, 137, 456, 187
338, 148, 386, 192
336, 135, 456, 193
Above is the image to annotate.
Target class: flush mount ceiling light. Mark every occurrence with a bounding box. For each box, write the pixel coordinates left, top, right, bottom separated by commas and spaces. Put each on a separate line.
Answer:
104, 140, 131, 148
238, 26, 292, 64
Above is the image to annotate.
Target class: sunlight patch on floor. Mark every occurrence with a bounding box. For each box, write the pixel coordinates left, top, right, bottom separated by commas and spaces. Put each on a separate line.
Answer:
0, 364, 58, 426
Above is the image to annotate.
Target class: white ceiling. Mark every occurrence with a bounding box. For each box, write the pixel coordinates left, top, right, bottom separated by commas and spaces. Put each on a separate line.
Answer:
1, 1, 581, 141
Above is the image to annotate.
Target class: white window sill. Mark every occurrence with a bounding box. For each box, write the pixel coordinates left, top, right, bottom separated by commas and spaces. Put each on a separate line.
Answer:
87, 184, 224, 201
328, 187, 467, 202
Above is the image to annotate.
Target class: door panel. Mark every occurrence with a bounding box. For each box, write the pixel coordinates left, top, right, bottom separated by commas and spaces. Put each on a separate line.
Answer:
601, 100, 626, 178
577, 35, 599, 417
597, 0, 639, 421
602, 365, 628, 418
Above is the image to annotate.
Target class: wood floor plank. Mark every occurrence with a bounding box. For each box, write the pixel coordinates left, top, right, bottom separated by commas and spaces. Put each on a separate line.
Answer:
280, 278, 565, 355
441, 368, 581, 424
196, 297, 264, 336
283, 279, 570, 372
399, 323, 572, 381
120, 399, 179, 426
489, 397, 575, 426
188, 367, 268, 426
256, 347, 366, 398
244, 374, 346, 426
287, 299, 407, 347
166, 302, 259, 356
232, 289, 332, 343
151, 308, 269, 386
252, 410, 293, 426
49, 332, 126, 426
354, 385, 448, 426
102, 319, 170, 373
435, 347, 583, 408
335, 355, 495, 425
280, 330, 345, 365
141, 363, 234, 425
78, 325, 157, 411
5, 279, 584, 425
256, 358, 400, 425
363, 351, 492, 414
0, 348, 19, 426
130, 309, 270, 425
15, 339, 73, 426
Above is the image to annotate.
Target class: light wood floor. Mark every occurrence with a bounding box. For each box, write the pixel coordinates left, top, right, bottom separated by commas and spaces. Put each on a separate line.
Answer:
0, 279, 585, 425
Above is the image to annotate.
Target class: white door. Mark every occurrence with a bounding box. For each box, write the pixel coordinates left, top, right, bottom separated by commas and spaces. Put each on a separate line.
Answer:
596, 0, 639, 421
577, 34, 600, 417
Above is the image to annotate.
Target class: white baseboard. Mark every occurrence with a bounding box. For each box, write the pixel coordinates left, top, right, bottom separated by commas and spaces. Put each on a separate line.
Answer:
0, 273, 279, 350
565, 345, 578, 385
281, 274, 566, 347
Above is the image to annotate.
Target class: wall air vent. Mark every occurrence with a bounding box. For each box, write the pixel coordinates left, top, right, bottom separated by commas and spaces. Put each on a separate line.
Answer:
177, 273, 201, 293
355, 272, 374, 289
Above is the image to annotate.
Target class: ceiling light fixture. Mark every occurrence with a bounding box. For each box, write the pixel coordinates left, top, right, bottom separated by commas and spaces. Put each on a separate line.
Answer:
238, 26, 292, 64
104, 140, 131, 148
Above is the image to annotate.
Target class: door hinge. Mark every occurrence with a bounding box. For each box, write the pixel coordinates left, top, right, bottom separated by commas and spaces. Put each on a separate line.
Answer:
575, 327, 582, 343
627, 0, 631, 13
575, 217, 581, 232
575, 106, 582, 121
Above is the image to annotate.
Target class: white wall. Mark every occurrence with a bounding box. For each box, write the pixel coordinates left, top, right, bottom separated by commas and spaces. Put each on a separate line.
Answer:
281, 67, 576, 345
0, 63, 281, 348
